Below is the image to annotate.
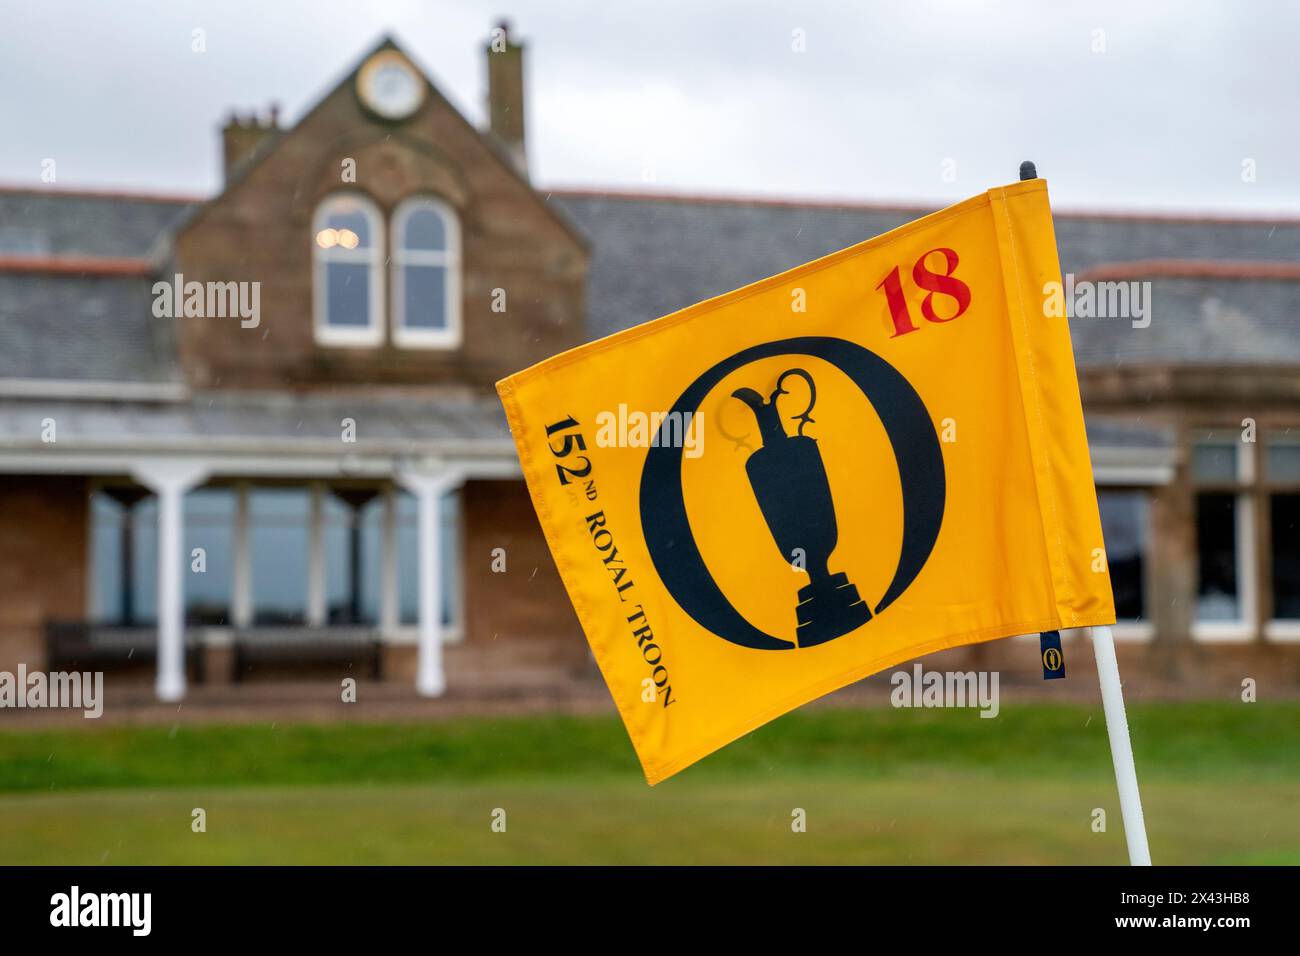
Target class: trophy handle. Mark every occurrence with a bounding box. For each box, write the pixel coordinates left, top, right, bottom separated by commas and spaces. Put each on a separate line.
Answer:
772, 368, 817, 437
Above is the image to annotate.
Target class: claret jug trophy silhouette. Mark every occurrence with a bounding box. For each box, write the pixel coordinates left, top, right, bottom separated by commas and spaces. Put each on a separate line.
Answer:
731, 368, 872, 647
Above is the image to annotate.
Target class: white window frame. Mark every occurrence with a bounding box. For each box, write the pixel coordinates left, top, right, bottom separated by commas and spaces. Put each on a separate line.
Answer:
1264, 435, 1300, 641
1265, 620, 1300, 642
86, 482, 156, 625
245, 484, 314, 626
1192, 437, 1257, 642
390, 196, 462, 349
1191, 493, 1256, 643
313, 193, 385, 347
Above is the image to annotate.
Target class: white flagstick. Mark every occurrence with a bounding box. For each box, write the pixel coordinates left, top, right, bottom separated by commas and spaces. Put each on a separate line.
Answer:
1015, 160, 1152, 864
1090, 625, 1152, 865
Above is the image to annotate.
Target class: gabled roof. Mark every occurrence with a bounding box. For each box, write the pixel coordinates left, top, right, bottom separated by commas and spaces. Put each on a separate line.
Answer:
176, 35, 588, 253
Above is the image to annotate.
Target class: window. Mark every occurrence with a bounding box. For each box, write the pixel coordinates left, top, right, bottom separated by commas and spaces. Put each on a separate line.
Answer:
313, 193, 384, 345
324, 489, 382, 626
357, 496, 385, 625
1271, 494, 1300, 620
1098, 490, 1148, 622
184, 487, 236, 626
1191, 441, 1239, 483
91, 488, 156, 625
91, 482, 463, 638
391, 196, 461, 348
1267, 436, 1300, 625
248, 487, 311, 625
1196, 492, 1240, 621
1192, 436, 1254, 636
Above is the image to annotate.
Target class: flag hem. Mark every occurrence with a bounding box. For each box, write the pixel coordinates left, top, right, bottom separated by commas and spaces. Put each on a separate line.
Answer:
991, 186, 1075, 623
496, 376, 658, 781
991, 184, 1118, 630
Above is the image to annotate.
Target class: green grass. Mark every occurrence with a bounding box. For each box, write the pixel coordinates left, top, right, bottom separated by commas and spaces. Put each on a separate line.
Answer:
0, 702, 1296, 864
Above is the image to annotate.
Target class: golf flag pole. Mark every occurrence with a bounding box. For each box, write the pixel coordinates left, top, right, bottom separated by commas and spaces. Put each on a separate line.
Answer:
1019, 159, 1152, 866
1091, 625, 1152, 865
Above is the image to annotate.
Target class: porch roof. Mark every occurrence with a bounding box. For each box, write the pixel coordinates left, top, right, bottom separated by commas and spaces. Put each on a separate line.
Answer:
0, 387, 1176, 483
0, 389, 516, 474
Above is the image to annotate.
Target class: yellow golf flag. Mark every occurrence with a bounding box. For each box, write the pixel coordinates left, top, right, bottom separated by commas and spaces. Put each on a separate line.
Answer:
496, 179, 1115, 784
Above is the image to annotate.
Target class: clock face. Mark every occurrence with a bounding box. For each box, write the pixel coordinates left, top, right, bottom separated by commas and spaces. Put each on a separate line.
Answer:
357, 52, 425, 121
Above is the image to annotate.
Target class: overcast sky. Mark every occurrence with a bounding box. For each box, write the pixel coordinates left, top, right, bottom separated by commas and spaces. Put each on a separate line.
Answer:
4, 0, 1298, 213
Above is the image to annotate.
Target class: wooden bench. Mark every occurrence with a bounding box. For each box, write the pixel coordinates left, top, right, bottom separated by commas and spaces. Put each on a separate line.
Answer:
46, 621, 205, 681
231, 628, 382, 682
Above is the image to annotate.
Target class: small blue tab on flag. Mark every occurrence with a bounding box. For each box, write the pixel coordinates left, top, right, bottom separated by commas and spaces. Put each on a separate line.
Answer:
1040, 630, 1065, 680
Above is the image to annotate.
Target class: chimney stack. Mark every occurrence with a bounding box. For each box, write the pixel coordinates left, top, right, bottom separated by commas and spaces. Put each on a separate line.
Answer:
221, 103, 281, 184
486, 20, 527, 177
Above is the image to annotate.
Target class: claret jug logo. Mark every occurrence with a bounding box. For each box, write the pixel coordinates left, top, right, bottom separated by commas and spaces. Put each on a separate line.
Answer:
731, 367, 873, 646
640, 336, 946, 651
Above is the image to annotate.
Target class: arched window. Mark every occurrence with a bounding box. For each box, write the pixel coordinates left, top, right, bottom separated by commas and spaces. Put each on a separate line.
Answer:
313, 194, 384, 345
391, 196, 461, 348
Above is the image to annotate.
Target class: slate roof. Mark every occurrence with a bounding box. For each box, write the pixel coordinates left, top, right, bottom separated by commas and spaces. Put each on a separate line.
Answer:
2, 186, 1299, 398
0, 190, 199, 386
0, 190, 197, 258
1068, 276, 1300, 366
549, 192, 1300, 361
0, 273, 181, 384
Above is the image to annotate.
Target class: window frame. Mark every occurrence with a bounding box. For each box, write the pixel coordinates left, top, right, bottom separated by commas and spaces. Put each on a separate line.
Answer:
182, 484, 238, 627
390, 195, 462, 350
1264, 432, 1300, 641
1095, 486, 1155, 642
312, 192, 386, 347
87, 481, 159, 626
246, 484, 314, 627
1190, 432, 1257, 642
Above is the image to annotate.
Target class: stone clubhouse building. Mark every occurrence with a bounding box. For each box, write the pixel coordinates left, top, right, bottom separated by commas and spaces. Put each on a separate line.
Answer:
1, 26, 1298, 704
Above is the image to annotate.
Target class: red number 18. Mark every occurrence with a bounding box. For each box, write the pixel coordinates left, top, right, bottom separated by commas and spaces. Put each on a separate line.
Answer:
875, 247, 972, 338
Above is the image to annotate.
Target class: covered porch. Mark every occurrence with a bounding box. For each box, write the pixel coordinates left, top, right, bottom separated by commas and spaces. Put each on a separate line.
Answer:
0, 388, 524, 700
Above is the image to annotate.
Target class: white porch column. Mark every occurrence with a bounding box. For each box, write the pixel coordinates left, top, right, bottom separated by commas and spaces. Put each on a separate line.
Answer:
306, 482, 327, 627
132, 459, 210, 702
232, 482, 252, 629
396, 468, 463, 697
